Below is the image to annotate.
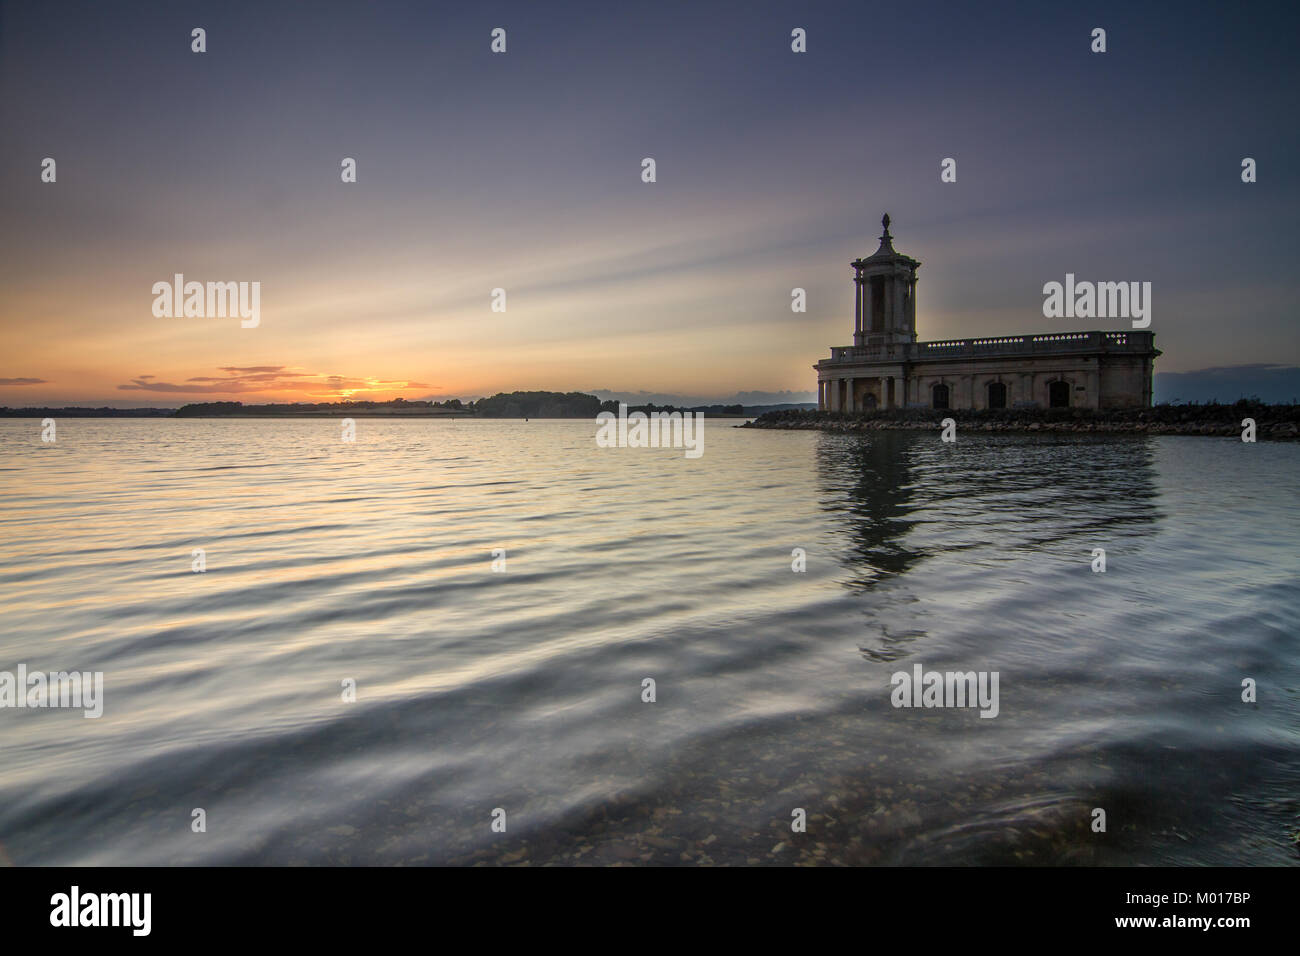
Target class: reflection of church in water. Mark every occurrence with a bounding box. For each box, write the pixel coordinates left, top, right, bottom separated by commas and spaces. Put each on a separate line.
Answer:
815, 216, 1160, 411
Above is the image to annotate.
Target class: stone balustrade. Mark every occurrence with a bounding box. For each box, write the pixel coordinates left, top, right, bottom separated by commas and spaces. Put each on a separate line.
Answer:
823, 331, 1154, 364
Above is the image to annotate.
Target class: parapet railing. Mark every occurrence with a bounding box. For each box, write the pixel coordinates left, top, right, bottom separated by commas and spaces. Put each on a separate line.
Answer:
824, 331, 1154, 363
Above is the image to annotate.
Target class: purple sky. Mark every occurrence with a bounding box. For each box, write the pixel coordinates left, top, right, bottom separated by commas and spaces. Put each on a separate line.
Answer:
1, 0, 1296, 405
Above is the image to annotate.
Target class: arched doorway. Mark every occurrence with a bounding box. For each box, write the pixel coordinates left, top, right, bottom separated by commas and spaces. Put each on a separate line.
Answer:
1048, 380, 1070, 408
932, 383, 950, 410
987, 381, 1007, 410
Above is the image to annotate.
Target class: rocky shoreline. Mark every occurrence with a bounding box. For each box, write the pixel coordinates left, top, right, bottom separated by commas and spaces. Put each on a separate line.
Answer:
743, 402, 1300, 440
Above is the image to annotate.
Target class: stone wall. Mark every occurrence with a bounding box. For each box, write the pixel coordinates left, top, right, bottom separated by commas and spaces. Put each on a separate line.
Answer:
746, 402, 1300, 440
818, 352, 1157, 412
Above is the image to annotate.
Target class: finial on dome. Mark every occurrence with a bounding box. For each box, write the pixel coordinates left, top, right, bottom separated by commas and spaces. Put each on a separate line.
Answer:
872, 213, 896, 254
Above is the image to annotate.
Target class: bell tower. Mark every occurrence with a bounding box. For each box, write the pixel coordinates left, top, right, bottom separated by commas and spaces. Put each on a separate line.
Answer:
851, 214, 920, 349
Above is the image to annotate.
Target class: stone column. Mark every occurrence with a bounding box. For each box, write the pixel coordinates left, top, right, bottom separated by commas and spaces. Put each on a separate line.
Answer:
863, 279, 874, 335
847, 378, 857, 413
817, 380, 824, 410
879, 375, 889, 410
854, 275, 863, 339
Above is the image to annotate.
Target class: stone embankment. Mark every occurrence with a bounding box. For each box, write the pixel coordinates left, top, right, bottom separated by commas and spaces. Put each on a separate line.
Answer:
742, 403, 1300, 440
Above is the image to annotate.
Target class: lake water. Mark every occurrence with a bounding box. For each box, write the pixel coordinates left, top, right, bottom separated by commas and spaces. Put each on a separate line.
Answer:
0, 419, 1296, 865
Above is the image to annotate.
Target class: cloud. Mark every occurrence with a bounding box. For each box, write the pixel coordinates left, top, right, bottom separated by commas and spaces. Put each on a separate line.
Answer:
118, 366, 431, 398
0, 377, 47, 386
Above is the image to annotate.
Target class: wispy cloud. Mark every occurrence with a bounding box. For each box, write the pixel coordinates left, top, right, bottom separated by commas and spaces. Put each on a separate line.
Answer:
0, 377, 48, 386
118, 366, 431, 399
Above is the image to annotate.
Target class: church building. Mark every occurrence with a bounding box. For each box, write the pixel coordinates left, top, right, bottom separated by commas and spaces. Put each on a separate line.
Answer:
815, 216, 1160, 411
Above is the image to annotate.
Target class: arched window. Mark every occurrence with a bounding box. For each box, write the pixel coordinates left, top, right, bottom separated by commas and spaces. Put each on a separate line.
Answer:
987, 381, 1007, 409
932, 383, 950, 410
1049, 380, 1070, 408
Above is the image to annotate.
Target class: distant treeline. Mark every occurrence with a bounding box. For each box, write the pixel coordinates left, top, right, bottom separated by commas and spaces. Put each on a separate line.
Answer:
3, 393, 813, 418
474, 391, 602, 418
0, 406, 174, 417
171, 398, 465, 417
458, 393, 754, 417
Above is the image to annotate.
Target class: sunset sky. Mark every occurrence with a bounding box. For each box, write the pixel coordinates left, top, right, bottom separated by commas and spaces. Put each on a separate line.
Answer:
1, 0, 1296, 406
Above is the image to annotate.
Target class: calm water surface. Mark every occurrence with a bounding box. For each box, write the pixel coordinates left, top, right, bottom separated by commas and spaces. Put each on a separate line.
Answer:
0, 419, 1296, 865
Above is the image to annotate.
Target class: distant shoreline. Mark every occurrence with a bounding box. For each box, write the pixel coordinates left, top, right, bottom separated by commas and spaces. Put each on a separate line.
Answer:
0, 392, 803, 419
0, 391, 811, 420
0, 410, 757, 420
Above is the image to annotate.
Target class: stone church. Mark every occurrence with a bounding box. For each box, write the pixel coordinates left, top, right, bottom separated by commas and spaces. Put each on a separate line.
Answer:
815, 216, 1160, 411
